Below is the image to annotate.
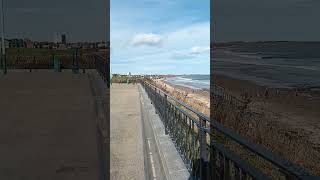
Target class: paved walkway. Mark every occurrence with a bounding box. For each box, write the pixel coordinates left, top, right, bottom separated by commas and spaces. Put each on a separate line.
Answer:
139, 85, 190, 180
110, 84, 145, 180
0, 71, 108, 180
110, 83, 190, 180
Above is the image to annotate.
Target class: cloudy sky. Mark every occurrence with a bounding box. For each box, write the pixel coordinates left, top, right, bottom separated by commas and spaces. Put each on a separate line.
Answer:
4, 0, 108, 42
111, 0, 210, 75
212, 0, 320, 42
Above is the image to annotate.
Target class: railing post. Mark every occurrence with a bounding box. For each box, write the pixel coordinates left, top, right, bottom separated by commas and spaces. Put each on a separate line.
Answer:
210, 117, 219, 180
164, 94, 168, 135
200, 116, 210, 180
0, 53, 2, 72
72, 48, 79, 74
53, 56, 61, 72
2, 53, 6, 74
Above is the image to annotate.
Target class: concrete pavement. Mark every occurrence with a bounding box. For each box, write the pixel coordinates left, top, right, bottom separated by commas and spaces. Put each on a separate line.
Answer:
110, 83, 190, 180
0, 70, 108, 180
139, 84, 190, 180
110, 84, 145, 180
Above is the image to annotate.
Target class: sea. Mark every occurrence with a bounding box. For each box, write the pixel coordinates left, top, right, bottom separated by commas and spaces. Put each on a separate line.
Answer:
212, 42, 320, 91
165, 75, 210, 91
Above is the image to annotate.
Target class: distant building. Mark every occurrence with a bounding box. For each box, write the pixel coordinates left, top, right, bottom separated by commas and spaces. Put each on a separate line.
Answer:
54, 33, 61, 44
97, 41, 108, 48
39, 42, 50, 49
61, 34, 66, 44
33, 42, 40, 48
58, 43, 67, 49
24, 39, 34, 48
9, 39, 25, 48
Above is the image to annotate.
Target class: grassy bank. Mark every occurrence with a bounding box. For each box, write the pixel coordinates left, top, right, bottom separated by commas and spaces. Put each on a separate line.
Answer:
111, 75, 142, 84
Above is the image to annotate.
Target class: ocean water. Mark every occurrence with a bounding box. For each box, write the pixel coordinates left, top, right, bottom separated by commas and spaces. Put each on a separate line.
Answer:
165, 75, 210, 90
212, 42, 320, 90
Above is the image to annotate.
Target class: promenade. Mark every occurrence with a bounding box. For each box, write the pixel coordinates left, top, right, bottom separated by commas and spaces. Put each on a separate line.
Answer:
110, 84, 145, 180
110, 83, 189, 180
0, 70, 108, 180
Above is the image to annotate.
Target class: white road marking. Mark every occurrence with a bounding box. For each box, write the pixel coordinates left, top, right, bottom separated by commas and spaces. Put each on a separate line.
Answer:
147, 138, 157, 180
147, 138, 151, 149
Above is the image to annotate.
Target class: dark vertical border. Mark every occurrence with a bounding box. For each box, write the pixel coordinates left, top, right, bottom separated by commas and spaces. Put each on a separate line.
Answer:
105, 0, 110, 179
210, 0, 214, 120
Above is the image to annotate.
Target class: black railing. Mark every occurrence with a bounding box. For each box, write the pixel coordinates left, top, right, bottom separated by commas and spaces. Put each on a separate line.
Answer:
94, 54, 109, 87
5, 54, 97, 69
2, 48, 102, 70
211, 83, 245, 108
142, 81, 317, 180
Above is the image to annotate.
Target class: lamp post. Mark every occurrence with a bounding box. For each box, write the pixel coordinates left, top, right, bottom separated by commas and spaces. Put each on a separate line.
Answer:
0, 0, 6, 74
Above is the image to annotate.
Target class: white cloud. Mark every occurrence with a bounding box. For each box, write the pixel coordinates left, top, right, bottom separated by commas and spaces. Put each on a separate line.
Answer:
111, 21, 210, 74
131, 33, 163, 47
165, 22, 210, 49
190, 46, 210, 55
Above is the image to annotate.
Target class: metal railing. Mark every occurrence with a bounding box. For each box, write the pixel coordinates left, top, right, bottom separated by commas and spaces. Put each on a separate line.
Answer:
142, 81, 317, 180
5, 54, 97, 69
211, 83, 246, 108
94, 54, 109, 87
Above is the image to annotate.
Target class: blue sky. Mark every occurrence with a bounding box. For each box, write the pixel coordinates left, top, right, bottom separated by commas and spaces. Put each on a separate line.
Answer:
111, 0, 210, 75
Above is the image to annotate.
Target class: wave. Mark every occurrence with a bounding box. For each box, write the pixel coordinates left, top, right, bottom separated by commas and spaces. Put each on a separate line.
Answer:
166, 76, 210, 90
215, 58, 320, 71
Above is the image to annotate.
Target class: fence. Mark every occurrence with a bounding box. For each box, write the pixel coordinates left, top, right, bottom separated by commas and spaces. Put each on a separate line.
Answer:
1, 51, 110, 87
142, 81, 317, 180
4, 54, 97, 69
94, 54, 109, 87
211, 83, 246, 109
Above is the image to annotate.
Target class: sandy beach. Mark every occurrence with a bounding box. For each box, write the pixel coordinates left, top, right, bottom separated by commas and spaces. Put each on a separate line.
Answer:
150, 77, 210, 117
212, 73, 320, 175
147, 74, 320, 175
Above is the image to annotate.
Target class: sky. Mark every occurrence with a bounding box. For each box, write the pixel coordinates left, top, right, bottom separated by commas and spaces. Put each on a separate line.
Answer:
4, 0, 109, 42
212, 0, 320, 42
111, 0, 210, 75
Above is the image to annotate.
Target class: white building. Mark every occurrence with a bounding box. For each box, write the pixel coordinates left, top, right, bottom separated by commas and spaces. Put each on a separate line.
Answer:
97, 42, 108, 48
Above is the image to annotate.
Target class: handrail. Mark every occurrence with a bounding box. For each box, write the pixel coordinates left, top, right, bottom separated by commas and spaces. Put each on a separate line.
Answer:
142, 80, 317, 180
142, 81, 269, 179
211, 83, 246, 108
205, 122, 315, 179
94, 54, 109, 87
5, 53, 97, 69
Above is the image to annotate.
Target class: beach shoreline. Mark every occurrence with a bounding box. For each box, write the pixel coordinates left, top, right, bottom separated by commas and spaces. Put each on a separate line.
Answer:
148, 73, 320, 175
150, 77, 210, 116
